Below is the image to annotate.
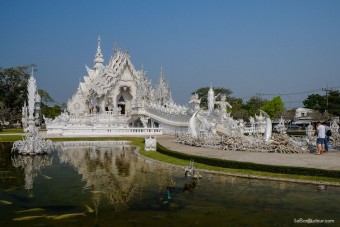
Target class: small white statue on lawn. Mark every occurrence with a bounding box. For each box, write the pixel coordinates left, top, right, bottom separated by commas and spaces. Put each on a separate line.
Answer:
145, 136, 156, 151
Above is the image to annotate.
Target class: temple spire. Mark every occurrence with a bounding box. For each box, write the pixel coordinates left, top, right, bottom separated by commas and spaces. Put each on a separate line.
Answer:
93, 34, 104, 70
159, 66, 165, 83
208, 83, 214, 113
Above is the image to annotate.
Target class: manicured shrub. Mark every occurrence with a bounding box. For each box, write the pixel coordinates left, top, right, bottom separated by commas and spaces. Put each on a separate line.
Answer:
157, 143, 340, 179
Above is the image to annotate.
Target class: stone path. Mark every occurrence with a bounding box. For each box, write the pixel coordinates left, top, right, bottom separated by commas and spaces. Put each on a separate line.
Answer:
157, 135, 340, 171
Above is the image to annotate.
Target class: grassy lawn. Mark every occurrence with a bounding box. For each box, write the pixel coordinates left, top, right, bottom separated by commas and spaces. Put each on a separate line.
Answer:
0, 135, 23, 142
139, 149, 340, 184
0, 128, 23, 134
1, 134, 340, 184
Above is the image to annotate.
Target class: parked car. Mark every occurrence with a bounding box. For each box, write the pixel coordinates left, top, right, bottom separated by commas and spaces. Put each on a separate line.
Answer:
287, 124, 303, 132
273, 124, 303, 132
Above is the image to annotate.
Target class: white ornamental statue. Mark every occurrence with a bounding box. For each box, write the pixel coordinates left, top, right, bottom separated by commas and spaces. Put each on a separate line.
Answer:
215, 94, 232, 118
189, 93, 201, 111
140, 116, 149, 128
145, 136, 156, 151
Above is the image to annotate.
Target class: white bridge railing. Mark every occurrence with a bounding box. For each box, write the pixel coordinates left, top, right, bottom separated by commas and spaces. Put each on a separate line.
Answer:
47, 126, 163, 136
243, 125, 266, 134
58, 141, 131, 147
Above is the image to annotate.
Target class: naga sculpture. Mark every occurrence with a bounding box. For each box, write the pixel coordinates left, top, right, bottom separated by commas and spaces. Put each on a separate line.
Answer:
177, 86, 313, 153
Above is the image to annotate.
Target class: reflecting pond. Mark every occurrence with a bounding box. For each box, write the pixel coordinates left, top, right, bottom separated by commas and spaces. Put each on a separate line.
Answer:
0, 141, 339, 226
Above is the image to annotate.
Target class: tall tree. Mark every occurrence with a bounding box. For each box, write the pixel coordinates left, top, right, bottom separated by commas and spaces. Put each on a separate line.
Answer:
327, 90, 340, 116
38, 89, 61, 119
41, 104, 62, 119
244, 96, 266, 117
0, 102, 11, 127
303, 94, 326, 113
0, 65, 61, 125
0, 65, 32, 124
230, 98, 247, 120
38, 89, 54, 103
192, 86, 233, 109
260, 96, 285, 119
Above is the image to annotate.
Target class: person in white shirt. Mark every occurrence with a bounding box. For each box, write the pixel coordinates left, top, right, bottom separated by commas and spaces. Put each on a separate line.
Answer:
324, 123, 331, 152
316, 122, 326, 155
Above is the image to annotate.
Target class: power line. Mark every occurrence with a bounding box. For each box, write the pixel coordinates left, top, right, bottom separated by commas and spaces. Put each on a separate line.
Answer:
261, 89, 322, 96
241, 86, 340, 109
241, 86, 340, 101
257, 86, 340, 97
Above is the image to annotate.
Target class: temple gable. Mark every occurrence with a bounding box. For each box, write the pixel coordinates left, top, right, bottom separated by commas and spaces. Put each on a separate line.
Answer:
120, 65, 134, 82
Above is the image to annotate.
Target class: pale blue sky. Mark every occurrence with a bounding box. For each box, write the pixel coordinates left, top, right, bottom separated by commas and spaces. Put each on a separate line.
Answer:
1, 0, 339, 108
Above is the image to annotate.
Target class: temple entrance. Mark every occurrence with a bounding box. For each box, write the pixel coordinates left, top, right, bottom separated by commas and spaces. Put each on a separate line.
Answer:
118, 104, 125, 115
117, 95, 126, 115
116, 86, 133, 116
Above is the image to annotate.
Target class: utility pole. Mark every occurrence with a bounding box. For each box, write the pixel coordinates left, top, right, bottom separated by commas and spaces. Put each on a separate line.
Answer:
255, 93, 262, 99
322, 86, 332, 112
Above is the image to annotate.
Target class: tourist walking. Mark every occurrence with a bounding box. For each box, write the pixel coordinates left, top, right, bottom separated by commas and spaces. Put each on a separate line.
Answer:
316, 122, 326, 155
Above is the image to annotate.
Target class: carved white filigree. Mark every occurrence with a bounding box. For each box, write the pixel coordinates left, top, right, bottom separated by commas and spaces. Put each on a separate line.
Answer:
276, 117, 287, 134
27, 73, 37, 122
140, 116, 149, 128
145, 136, 157, 151
13, 70, 54, 154
331, 119, 339, 134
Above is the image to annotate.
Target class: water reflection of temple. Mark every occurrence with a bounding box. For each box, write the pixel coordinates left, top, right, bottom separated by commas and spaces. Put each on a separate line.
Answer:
0, 143, 25, 191
11, 154, 53, 197
57, 141, 174, 213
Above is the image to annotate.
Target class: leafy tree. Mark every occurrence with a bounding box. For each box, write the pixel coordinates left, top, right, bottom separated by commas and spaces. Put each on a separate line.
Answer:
327, 90, 340, 116
0, 65, 61, 125
0, 65, 32, 125
303, 91, 340, 116
38, 89, 61, 119
260, 96, 285, 119
232, 108, 248, 121
230, 98, 247, 120
38, 89, 54, 103
244, 96, 266, 117
41, 104, 62, 119
303, 94, 325, 113
192, 86, 233, 109
0, 102, 11, 127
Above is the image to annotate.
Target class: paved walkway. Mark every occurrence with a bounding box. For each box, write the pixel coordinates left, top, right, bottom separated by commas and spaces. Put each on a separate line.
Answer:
157, 136, 340, 171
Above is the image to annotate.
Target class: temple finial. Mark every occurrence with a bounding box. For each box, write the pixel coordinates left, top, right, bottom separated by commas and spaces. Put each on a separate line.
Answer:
113, 42, 118, 53
94, 34, 104, 69
160, 66, 164, 78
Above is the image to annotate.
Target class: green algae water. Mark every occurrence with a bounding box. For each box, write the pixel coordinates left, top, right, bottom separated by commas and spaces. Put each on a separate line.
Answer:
0, 141, 339, 226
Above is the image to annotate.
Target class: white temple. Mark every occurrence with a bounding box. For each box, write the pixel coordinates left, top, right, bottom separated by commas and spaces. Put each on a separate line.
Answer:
42, 36, 340, 153
45, 36, 278, 142
46, 36, 190, 136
